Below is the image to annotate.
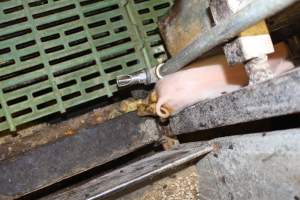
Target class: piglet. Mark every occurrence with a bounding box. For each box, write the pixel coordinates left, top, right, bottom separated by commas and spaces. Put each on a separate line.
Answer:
151, 42, 294, 118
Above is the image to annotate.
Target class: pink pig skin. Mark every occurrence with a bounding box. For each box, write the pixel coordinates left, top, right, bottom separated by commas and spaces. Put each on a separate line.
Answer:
155, 42, 294, 118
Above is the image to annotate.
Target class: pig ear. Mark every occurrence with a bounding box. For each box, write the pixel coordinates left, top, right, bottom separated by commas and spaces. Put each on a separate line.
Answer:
156, 100, 170, 118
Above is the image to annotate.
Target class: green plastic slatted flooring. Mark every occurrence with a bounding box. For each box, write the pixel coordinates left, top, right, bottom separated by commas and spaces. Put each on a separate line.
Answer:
0, 0, 173, 132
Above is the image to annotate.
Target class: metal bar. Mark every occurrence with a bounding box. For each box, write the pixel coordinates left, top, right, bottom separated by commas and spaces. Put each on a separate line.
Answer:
159, 0, 298, 76
170, 67, 300, 135
0, 112, 161, 199
42, 144, 213, 200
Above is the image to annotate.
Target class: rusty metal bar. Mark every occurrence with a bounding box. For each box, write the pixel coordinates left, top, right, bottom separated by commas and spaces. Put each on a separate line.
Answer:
0, 112, 161, 199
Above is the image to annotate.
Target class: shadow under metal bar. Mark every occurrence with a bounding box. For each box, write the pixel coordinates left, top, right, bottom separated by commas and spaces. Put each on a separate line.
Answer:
170, 67, 300, 135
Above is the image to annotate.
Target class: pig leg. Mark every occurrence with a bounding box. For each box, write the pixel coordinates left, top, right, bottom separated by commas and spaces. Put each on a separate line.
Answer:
154, 42, 295, 118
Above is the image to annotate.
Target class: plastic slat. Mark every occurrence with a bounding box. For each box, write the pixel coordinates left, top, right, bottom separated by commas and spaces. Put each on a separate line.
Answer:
4, 81, 50, 100
0, 0, 173, 132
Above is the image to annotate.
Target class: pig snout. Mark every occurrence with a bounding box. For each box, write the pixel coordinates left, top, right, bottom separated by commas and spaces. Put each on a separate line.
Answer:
154, 42, 294, 118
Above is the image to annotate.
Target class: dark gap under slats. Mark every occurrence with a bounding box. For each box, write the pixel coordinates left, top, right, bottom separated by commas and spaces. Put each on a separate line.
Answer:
12, 108, 32, 118
114, 26, 127, 34
80, 0, 105, 6
153, 2, 170, 10
16, 40, 36, 49
33, 4, 76, 19
88, 20, 106, 29
126, 59, 139, 67
96, 37, 131, 51
81, 72, 100, 81
147, 28, 159, 36
0, 60, 15, 68
69, 37, 88, 47
0, 17, 27, 29
0, 29, 32, 41
138, 8, 150, 14
92, 31, 110, 40
41, 33, 60, 42
134, 0, 151, 4
104, 65, 122, 73
108, 79, 116, 85
150, 40, 163, 47
3, 76, 48, 94
7, 96, 28, 106
154, 52, 166, 58
85, 83, 104, 93
20, 52, 40, 62
0, 63, 44, 81
45, 45, 64, 54
33, 87, 53, 97
65, 26, 84, 35
37, 15, 80, 30
0, 47, 11, 55
3, 5, 24, 14
100, 48, 135, 62
54, 60, 96, 77
49, 49, 92, 65
37, 99, 57, 110
28, 0, 49, 8
57, 80, 77, 89
83, 4, 119, 17
62, 91, 81, 101
143, 19, 154, 25
110, 15, 123, 22
0, 117, 6, 123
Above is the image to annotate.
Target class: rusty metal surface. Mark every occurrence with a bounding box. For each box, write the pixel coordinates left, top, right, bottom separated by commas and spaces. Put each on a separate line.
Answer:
0, 101, 126, 161
158, 0, 211, 56
0, 112, 161, 199
196, 128, 300, 200
41, 144, 213, 200
170, 67, 300, 135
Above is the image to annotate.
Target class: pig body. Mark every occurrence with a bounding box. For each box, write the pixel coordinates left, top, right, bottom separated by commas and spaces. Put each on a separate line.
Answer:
154, 42, 294, 118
